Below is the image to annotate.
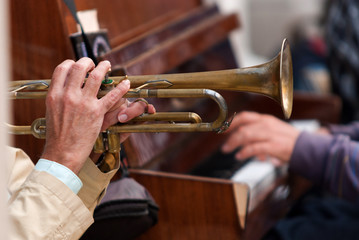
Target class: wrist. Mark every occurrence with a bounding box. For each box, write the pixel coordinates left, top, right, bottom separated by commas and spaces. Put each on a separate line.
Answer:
41, 149, 83, 175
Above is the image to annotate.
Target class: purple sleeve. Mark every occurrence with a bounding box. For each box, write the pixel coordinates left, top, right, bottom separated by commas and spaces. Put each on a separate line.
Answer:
289, 131, 359, 202
327, 122, 359, 140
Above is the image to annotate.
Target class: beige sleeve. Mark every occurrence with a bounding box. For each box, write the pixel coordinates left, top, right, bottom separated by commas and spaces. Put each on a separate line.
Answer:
7, 147, 119, 239
77, 158, 119, 213
8, 170, 93, 240
6, 146, 35, 195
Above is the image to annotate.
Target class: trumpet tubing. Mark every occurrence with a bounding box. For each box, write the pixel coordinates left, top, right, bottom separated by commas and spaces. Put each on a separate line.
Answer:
8, 39, 293, 138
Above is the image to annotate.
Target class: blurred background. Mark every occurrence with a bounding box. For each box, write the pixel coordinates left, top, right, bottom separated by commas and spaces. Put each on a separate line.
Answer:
206, 0, 325, 64
206, 0, 330, 93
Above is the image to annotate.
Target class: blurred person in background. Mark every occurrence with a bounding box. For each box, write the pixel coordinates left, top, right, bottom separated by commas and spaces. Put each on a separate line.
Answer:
291, 0, 359, 123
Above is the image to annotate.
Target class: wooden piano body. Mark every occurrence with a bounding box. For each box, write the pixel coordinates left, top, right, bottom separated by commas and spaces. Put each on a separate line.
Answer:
10, 0, 341, 239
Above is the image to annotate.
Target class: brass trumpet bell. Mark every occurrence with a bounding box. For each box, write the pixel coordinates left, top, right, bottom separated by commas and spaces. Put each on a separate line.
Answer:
7, 39, 293, 137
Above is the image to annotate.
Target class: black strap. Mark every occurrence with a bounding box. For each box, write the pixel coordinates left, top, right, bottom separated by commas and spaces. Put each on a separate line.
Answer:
62, 0, 98, 64
119, 150, 130, 178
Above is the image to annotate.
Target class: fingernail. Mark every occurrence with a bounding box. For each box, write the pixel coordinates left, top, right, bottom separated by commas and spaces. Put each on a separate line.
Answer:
235, 152, 243, 160
122, 79, 130, 87
101, 60, 110, 66
118, 114, 128, 122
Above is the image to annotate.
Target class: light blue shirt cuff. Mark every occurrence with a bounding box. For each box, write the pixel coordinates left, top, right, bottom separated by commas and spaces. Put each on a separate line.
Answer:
35, 159, 83, 194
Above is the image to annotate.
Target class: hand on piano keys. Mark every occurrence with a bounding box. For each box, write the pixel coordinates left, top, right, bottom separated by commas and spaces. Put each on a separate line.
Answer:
221, 111, 300, 166
191, 113, 321, 212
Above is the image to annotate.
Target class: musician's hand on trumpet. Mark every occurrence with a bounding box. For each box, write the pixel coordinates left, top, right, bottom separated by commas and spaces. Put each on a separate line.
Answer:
41, 57, 155, 175
101, 97, 156, 143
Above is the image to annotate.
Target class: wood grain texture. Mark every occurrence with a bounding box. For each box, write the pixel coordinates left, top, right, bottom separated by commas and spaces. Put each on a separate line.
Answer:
130, 169, 249, 240
106, 13, 239, 75
11, 0, 74, 160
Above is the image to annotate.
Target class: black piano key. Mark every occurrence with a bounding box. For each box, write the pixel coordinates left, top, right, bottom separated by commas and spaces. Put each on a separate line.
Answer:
189, 149, 251, 179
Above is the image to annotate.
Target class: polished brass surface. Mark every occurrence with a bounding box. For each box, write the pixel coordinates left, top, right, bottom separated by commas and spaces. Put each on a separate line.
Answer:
8, 39, 293, 138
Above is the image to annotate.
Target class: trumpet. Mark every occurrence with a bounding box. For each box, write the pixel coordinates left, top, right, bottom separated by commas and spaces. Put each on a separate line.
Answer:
7, 39, 293, 139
